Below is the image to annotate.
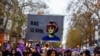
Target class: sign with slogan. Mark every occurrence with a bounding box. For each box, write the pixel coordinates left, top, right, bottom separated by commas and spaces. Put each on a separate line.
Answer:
26, 14, 64, 42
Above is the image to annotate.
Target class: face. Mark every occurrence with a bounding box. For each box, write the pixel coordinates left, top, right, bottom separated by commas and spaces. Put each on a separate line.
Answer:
65, 53, 71, 56
12, 50, 16, 54
51, 51, 56, 56
48, 27, 55, 34
31, 48, 36, 52
82, 53, 86, 56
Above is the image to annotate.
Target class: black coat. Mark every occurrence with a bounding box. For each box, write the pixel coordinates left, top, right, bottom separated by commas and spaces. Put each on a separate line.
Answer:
15, 51, 22, 56
10, 52, 21, 56
2, 50, 11, 56
32, 52, 41, 56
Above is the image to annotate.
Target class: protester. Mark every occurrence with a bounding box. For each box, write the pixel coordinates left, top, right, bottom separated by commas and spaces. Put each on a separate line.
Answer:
3, 40, 100, 56
94, 47, 100, 56
72, 51, 80, 56
82, 49, 91, 56
16, 47, 23, 56
2, 41, 11, 56
11, 49, 17, 56
31, 47, 41, 56
25, 48, 31, 56
47, 49, 58, 56
64, 50, 72, 56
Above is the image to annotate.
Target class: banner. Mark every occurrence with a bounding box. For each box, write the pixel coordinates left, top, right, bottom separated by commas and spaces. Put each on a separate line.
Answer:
26, 14, 64, 41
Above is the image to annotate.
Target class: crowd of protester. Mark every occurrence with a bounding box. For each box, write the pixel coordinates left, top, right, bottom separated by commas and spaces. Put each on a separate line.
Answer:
0, 41, 100, 56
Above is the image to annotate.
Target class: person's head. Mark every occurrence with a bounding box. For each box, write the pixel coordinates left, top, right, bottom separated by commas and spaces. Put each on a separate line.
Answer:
26, 48, 31, 53
72, 51, 80, 56
11, 49, 16, 54
32, 48, 36, 52
47, 49, 58, 56
95, 53, 100, 56
64, 50, 72, 56
94, 47, 100, 56
46, 22, 58, 34
82, 50, 90, 56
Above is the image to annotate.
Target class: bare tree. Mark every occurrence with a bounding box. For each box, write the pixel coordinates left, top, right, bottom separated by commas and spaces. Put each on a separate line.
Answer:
68, 0, 99, 46
9, 0, 48, 43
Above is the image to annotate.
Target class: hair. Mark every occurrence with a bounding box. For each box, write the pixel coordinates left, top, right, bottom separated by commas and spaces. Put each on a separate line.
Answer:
46, 21, 58, 33
82, 50, 91, 56
47, 49, 58, 56
72, 51, 80, 56
64, 50, 72, 56
94, 47, 100, 55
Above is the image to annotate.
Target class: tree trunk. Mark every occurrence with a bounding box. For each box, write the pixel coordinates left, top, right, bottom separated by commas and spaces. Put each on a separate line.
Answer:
9, 21, 15, 43
3, 18, 9, 32
88, 34, 93, 46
